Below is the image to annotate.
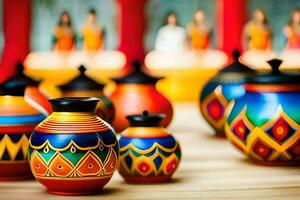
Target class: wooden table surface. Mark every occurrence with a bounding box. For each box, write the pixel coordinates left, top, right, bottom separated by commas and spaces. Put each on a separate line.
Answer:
1, 103, 300, 200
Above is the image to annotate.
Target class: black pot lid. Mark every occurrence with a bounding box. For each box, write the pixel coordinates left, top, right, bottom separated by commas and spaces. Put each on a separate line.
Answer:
58, 65, 105, 91
49, 97, 99, 112
126, 110, 166, 127
111, 60, 163, 84
220, 49, 254, 74
3, 61, 40, 86
0, 62, 37, 96
248, 59, 300, 84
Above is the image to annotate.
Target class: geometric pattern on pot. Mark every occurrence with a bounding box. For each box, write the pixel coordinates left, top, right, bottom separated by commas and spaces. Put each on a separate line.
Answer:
118, 137, 181, 177
201, 86, 228, 131
0, 134, 30, 161
225, 105, 300, 161
29, 134, 119, 179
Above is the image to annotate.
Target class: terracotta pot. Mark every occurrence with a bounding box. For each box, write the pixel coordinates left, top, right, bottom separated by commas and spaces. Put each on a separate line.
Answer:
225, 59, 300, 165
3, 62, 52, 116
58, 65, 115, 123
110, 61, 173, 132
118, 111, 181, 183
0, 82, 46, 180
28, 97, 119, 195
200, 50, 253, 137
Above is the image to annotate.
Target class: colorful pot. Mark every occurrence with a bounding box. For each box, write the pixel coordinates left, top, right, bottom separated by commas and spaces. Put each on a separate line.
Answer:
0, 81, 46, 180
58, 65, 115, 123
28, 97, 119, 195
110, 61, 173, 132
3, 62, 52, 115
118, 111, 181, 183
225, 59, 300, 165
200, 50, 253, 137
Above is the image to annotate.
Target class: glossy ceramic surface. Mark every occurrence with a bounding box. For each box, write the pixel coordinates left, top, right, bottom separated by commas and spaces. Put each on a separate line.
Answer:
118, 111, 181, 183
225, 59, 300, 164
200, 51, 253, 137
110, 61, 173, 133
110, 84, 173, 132
28, 97, 119, 195
0, 95, 45, 180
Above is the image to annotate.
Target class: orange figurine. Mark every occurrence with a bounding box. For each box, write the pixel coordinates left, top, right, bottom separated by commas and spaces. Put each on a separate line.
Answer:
82, 8, 104, 51
187, 9, 211, 50
52, 11, 76, 51
284, 8, 300, 49
243, 8, 271, 50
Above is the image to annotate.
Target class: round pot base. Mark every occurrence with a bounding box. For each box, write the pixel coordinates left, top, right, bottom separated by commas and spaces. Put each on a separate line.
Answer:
37, 177, 110, 196
0, 162, 32, 181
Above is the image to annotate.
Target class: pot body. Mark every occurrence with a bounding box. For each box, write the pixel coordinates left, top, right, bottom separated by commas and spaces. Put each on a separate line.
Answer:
110, 84, 173, 132
118, 127, 181, 183
200, 76, 246, 137
61, 90, 115, 124
26, 85, 52, 115
0, 96, 45, 180
28, 111, 119, 195
225, 86, 300, 164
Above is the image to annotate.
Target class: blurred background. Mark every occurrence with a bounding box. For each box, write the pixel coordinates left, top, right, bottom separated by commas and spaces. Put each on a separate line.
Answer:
1, 0, 300, 102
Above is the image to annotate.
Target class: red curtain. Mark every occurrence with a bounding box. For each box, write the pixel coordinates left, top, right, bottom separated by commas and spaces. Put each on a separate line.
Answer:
0, 0, 31, 82
117, 0, 146, 70
216, 0, 247, 56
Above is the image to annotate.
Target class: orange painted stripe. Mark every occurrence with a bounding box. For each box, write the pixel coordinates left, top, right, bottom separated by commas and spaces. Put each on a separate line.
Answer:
244, 84, 300, 92
0, 124, 36, 133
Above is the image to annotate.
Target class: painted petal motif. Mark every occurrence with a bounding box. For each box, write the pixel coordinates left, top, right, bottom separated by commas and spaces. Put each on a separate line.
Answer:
206, 98, 225, 121
104, 149, 117, 174
49, 153, 73, 176
77, 153, 102, 175
231, 119, 250, 142
31, 152, 48, 176
252, 139, 274, 159
266, 117, 295, 144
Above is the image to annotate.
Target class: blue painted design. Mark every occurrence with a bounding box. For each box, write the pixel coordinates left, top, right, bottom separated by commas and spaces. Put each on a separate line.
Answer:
0, 114, 46, 125
124, 155, 133, 169
228, 91, 300, 127
30, 130, 117, 148
119, 136, 176, 150
201, 80, 246, 102
153, 156, 163, 170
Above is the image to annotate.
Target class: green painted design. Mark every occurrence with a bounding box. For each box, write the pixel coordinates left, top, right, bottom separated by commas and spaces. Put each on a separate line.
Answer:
60, 149, 86, 166
38, 147, 56, 163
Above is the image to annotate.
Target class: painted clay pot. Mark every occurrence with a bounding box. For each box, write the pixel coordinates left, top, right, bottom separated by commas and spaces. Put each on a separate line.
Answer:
118, 111, 181, 183
110, 61, 173, 132
200, 50, 253, 137
58, 65, 115, 123
225, 59, 300, 165
3, 62, 52, 116
0, 81, 46, 180
28, 97, 119, 195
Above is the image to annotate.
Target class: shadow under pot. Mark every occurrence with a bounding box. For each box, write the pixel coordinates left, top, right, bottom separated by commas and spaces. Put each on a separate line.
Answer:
0, 82, 46, 180
225, 59, 300, 165
118, 111, 181, 183
28, 97, 119, 195
57, 65, 115, 124
200, 50, 254, 137
109, 61, 173, 133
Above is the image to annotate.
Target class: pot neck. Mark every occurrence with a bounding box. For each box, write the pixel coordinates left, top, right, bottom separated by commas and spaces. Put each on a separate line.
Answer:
244, 83, 300, 92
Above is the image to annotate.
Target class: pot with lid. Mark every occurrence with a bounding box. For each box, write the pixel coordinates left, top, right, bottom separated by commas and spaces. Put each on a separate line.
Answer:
225, 59, 300, 165
58, 65, 115, 123
200, 50, 254, 137
109, 61, 173, 133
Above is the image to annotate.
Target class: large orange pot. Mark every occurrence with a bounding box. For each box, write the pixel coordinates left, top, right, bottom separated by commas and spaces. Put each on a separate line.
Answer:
109, 61, 173, 133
